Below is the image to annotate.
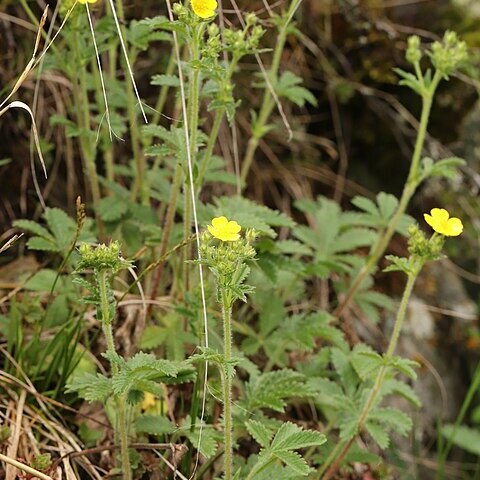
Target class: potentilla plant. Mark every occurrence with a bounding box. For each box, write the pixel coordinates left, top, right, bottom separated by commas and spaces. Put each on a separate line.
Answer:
321, 208, 464, 479
335, 32, 469, 318
67, 242, 184, 480
198, 216, 256, 479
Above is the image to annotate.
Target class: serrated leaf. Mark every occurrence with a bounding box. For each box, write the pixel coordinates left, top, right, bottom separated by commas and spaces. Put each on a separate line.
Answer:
135, 414, 174, 435
150, 74, 180, 87
98, 195, 128, 222
381, 379, 421, 408
369, 407, 412, 436
66, 373, 112, 402
246, 420, 273, 448
271, 422, 326, 451
13, 219, 54, 241
350, 344, 383, 380
245, 370, 312, 412
27, 236, 59, 252
365, 421, 390, 449
274, 450, 310, 475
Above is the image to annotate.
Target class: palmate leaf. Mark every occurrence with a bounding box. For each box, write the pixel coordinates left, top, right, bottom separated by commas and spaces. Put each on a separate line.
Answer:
245, 369, 313, 412
111, 352, 179, 396
204, 196, 295, 238
248, 422, 326, 478
276, 71, 318, 107
65, 373, 112, 402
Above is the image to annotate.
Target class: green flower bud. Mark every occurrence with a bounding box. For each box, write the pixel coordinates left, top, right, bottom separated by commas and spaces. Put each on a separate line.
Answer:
406, 35, 422, 64
429, 31, 468, 78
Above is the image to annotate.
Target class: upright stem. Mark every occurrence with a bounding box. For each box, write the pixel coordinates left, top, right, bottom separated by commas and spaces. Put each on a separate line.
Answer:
182, 26, 202, 290
98, 270, 132, 480
436, 360, 480, 479
322, 271, 419, 480
113, 0, 145, 204
221, 289, 233, 480
334, 71, 442, 319
72, 26, 104, 239
240, 0, 301, 183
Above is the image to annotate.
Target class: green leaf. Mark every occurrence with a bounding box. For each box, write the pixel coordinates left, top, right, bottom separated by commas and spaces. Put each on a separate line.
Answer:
274, 450, 310, 475
98, 195, 128, 222
246, 420, 273, 448
388, 356, 420, 380
276, 71, 318, 107
365, 421, 390, 449
369, 407, 412, 436
27, 236, 59, 252
150, 74, 180, 87
66, 373, 112, 402
350, 344, 383, 380
441, 425, 480, 456
245, 370, 312, 412
271, 422, 326, 451
135, 415, 174, 435
13, 220, 54, 241
44, 208, 76, 250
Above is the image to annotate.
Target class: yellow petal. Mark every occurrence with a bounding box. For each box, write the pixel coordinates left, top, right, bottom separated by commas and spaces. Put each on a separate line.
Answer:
424, 213, 435, 229
212, 216, 228, 228
430, 208, 450, 223
445, 217, 463, 236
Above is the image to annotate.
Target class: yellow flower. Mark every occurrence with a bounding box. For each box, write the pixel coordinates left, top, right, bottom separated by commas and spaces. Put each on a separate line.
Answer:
191, 0, 218, 19
78, 0, 98, 4
141, 392, 159, 413
208, 216, 241, 242
424, 208, 463, 237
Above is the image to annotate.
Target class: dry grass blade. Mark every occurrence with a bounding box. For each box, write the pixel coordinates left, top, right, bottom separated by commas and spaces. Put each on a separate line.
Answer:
0, 101, 47, 179
0, 234, 23, 254
0, 453, 54, 480
0, 6, 48, 110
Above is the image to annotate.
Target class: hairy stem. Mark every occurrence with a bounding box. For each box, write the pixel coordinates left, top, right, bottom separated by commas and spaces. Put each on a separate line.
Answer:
221, 289, 233, 480
98, 270, 132, 480
334, 71, 442, 319
322, 271, 419, 479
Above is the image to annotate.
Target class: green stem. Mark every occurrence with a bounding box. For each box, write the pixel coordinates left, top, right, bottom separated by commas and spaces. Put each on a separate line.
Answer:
113, 0, 145, 204
436, 360, 480, 480
221, 289, 233, 480
322, 271, 419, 480
240, 0, 301, 184
97, 270, 132, 480
334, 71, 442, 319
196, 108, 224, 189
148, 161, 183, 310
182, 25, 203, 291
73, 26, 104, 239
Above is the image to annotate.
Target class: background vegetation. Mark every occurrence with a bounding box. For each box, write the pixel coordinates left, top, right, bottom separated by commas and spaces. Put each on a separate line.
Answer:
0, 0, 479, 479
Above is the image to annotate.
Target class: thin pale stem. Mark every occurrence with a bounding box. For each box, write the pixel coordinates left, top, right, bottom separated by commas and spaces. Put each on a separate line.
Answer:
334, 71, 442, 319
322, 271, 419, 479
436, 360, 480, 479
240, 0, 301, 183
73, 27, 104, 239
